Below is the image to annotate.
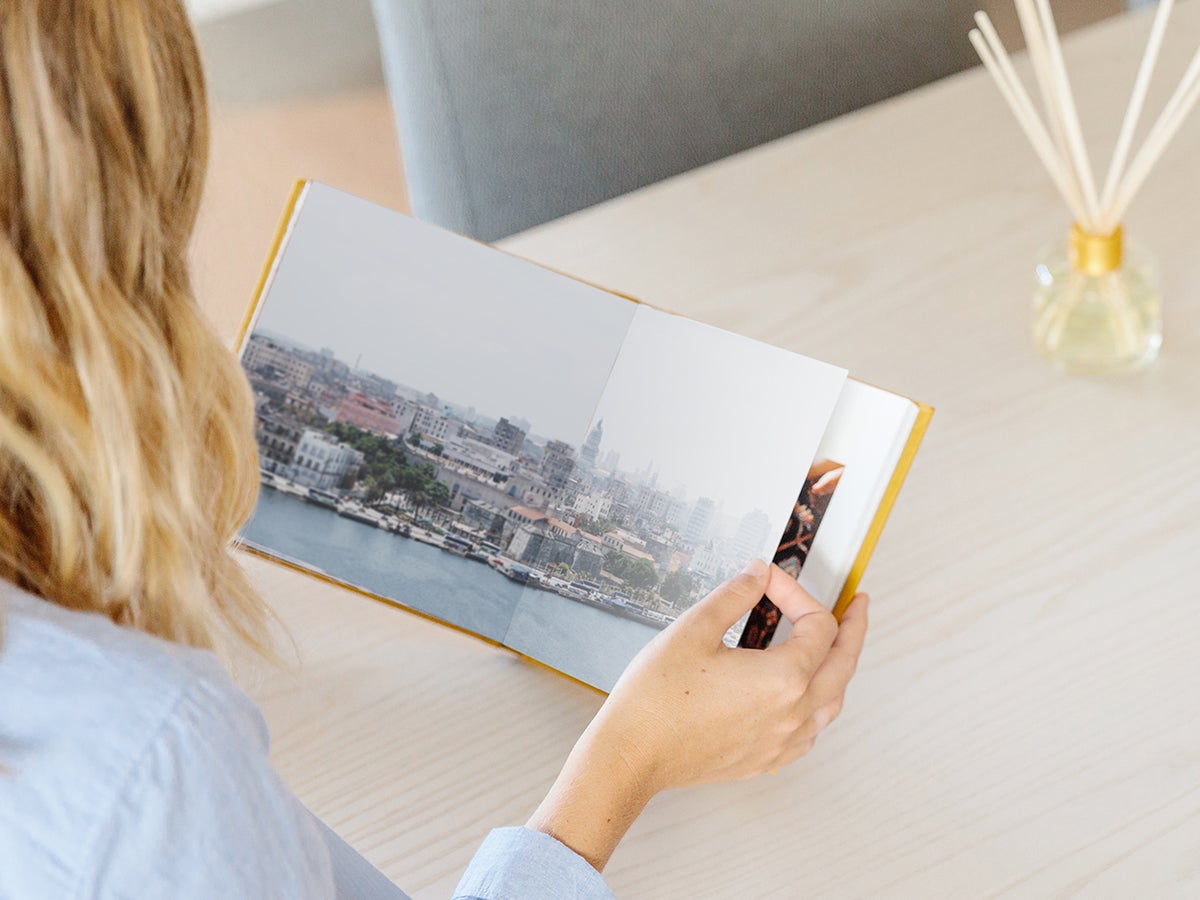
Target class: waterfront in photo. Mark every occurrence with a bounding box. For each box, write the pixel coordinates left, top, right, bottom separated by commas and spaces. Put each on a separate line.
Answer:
502, 590, 661, 690
242, 489, 661, 685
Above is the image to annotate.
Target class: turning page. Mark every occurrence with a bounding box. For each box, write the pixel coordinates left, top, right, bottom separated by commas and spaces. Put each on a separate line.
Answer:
500, 305, 846, 688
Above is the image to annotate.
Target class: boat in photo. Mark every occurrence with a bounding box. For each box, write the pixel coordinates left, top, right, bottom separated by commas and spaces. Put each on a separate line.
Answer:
442, 535, 474, 556
411, 529, 444, 549
336, 502, 384, 526
490, 557, 537, 585
304, 488, 340, 509
385, 518, 412, 538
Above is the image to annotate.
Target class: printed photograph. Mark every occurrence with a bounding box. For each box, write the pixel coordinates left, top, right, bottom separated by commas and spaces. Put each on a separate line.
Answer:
240, 188, 634, 643
737, 459, 845, 650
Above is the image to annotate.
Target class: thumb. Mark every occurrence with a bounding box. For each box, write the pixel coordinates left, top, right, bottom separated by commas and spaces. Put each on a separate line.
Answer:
685, 558, 771, 636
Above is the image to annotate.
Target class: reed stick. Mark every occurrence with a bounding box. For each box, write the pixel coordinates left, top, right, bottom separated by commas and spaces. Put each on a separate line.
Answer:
1031, 0, 1101, 225
970, 1, 1194, 371
974, 1, 1200, 235
1106, 49, 1200, 228
971, 14, 1089, 223
969, 13, 1094, 220
1013, 0, 1083, 219
1099, 0, 1176, 218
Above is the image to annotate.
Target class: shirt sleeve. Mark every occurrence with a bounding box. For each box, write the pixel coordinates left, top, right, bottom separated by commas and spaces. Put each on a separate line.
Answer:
453, 827, 616, 900
309, 812, 413, 900
79, 671, 338, 900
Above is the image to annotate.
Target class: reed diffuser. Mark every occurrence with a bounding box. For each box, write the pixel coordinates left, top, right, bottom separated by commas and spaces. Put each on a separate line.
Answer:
970, 0, 1200, 373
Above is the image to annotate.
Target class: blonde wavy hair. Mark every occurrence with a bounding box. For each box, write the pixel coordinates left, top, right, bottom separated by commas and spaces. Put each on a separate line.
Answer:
0, 0, 267, 654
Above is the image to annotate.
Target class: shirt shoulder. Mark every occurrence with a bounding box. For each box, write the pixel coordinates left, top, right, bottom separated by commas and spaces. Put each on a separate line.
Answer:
0, 584, 334, 899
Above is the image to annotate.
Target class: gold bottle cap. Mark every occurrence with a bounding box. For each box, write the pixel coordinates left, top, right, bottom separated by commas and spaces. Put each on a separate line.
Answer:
1069, 223, 1123, 276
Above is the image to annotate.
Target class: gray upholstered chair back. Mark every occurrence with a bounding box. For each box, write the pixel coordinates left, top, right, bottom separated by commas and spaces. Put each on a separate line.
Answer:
371, 1, 981, 240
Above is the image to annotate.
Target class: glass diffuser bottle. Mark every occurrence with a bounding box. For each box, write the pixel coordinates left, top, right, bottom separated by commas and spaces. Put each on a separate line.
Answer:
1032, 224, 1162, 374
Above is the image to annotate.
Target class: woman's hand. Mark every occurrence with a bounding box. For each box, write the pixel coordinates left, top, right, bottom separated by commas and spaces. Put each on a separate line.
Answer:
527, 559, 870, 871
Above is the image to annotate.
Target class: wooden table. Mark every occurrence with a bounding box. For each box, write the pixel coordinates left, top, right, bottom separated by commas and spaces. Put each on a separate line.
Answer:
239, 7, 1200, 897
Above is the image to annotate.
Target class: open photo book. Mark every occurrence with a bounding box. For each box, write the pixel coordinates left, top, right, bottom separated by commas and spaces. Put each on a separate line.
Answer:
236, 182, 932, 691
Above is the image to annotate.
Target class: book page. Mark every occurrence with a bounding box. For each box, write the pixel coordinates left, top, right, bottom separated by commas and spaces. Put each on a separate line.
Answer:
741, 380, 920, 649
797, 380, 919, 605
239, 184, 637, 641
500, 306, 847, 689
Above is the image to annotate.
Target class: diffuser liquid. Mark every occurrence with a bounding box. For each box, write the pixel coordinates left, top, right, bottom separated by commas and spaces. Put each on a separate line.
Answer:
1032, 247, 1161, 374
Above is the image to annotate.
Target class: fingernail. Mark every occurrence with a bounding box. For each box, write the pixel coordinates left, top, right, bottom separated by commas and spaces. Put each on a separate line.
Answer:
741, 558, 768, 577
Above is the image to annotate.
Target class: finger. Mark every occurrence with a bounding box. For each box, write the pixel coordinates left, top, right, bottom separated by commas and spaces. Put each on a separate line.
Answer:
771, 735, 818, 771
806, 593, 869, 706
773, 695, 844, 771
762, 563, 827, 625
683, 558, 771, 636
769, 580, 839, 677
809, 695, 844, 735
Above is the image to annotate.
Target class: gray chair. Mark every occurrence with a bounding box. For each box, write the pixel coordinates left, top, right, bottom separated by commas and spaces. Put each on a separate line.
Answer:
371, 1, 983, 241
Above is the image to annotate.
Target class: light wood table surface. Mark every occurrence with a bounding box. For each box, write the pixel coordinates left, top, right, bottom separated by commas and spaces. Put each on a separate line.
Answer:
235, 7, 1200, 898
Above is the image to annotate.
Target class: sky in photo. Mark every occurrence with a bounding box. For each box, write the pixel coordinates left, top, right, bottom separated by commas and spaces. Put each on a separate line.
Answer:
589, 306, 847, 556
253, 184, 637, 446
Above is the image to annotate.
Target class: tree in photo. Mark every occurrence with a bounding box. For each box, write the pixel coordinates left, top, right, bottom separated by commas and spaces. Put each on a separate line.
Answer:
660, 569, 699, 608
603, 550, 659, 591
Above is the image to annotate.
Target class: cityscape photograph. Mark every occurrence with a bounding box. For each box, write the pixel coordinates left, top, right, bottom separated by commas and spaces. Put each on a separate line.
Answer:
241, 327, 799, 637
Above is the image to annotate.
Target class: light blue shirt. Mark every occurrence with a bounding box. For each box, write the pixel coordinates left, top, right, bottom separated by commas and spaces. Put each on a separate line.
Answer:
0, 583, 614, 899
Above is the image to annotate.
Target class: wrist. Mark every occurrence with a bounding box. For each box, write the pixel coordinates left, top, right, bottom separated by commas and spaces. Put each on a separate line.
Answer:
527, 729, 656, 872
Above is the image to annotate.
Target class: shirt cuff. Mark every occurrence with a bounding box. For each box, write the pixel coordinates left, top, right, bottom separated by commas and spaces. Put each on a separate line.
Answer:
453, 827, 616, 900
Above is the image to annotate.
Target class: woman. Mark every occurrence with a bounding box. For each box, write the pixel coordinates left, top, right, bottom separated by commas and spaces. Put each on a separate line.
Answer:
0, 2, 868, 897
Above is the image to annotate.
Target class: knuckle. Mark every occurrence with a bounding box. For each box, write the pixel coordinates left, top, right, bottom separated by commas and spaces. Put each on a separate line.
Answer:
796, 663, 821, 694
794, 718, 819, 744
779, 709, 806, 737
826, 696, 844, 721
812, 702, 840, 732
789, 675, 813, 707
817, 609, 839, 639
723, 577, 753, 603
729, 572, 762, 598
771, 667, 806, 704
